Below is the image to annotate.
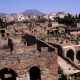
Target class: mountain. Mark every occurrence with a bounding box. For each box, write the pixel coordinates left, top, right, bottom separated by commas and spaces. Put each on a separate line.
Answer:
22, 9, 44, 16
0, 9, 44, 16
0, 13, 7, 16
0, 13, 17, 16
10, 13, 17, 16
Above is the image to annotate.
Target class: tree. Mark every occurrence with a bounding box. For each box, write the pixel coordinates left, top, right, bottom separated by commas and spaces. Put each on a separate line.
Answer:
56, 16, 75, 26
75, 14, 78, 19
28, 18, 35, 31
78, 13, 80, 19
75, 13, 80, 23
36, 16, 47, 23
0, 18, 7, 28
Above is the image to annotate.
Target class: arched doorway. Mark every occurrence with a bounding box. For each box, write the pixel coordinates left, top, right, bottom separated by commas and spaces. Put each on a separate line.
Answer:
0, 68, 17, 80
29, 66, 41, 80
76, 50, 80, 62
66, 49, 74, 61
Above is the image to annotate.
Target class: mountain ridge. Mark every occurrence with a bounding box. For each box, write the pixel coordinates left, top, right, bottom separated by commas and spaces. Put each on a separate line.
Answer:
22, 9, 44, 16
0, 9, 45, 16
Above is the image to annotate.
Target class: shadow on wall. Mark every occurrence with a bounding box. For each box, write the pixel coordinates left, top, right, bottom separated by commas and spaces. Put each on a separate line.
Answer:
22, 34, 55, 52
22, 34, 37, 46
47, 42, 63, 56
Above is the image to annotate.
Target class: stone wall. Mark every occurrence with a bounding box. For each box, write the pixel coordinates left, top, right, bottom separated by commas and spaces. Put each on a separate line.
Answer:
63, 45, 80, 64
0, 37, 58, 80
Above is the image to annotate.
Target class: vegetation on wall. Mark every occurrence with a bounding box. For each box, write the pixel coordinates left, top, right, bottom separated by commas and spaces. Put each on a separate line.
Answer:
0, 18, 7, 28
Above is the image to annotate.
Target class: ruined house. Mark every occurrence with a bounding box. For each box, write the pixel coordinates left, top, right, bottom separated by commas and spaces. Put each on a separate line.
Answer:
0, 34, 58, 80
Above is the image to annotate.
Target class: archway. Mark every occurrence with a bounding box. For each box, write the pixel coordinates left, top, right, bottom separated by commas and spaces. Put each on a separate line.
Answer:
29, 66, 41, 80
0, 68, 17, 80
76, 50, 80, 62
66, 49, 74, 61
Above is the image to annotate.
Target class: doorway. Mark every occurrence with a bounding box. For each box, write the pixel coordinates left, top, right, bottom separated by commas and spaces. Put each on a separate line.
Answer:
76, 50, 80, 62
0, 68, 17, 80
66, 49, 74, 61
29, 66, 41, 80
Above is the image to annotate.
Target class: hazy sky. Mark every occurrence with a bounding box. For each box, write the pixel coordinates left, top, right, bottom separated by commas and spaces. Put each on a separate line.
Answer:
0, 0, 80, 14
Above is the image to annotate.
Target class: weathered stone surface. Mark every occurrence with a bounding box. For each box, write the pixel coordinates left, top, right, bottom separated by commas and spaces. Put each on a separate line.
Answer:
0, 38, 58, 80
